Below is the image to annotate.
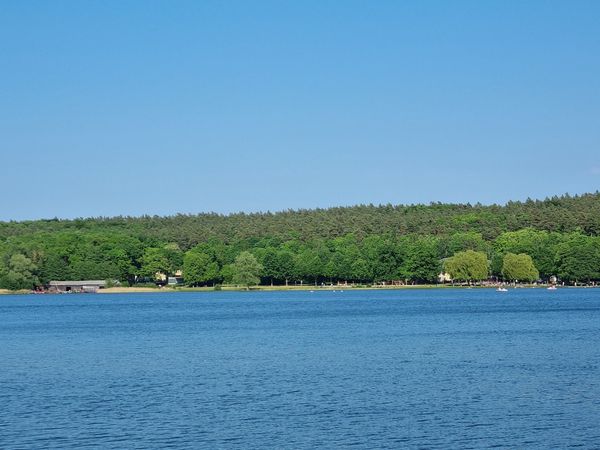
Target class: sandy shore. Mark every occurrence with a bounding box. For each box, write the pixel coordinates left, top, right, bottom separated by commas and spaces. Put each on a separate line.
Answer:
1, 284, 571, 295
98, 284, 482, 294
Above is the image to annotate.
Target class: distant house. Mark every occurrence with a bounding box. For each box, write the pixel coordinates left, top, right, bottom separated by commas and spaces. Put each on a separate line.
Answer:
155, 270, 184, 284
167, 270, 183, 286
438, 272, 452, 283
167, 276, 184, 286
48, 280, 106, 293
156, 270, 184, 286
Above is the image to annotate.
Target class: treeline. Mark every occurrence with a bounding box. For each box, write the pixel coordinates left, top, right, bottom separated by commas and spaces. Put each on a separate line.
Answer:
1, 193, 600, 289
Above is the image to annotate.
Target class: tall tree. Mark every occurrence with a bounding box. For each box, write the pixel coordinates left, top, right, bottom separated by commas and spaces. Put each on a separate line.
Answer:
555, 234, 600, 282
361, 235, 401, 281
139, 247, 172, 280
294, 248, 323, 284
501, 253, 539, 282
0, 254, 39, 290
184, 251, 220, 286
444, 250, 489, 282
231, 251, 263, 288
400, 237, 441, 283
494, 229, 559, 278
260, 247, 280, 286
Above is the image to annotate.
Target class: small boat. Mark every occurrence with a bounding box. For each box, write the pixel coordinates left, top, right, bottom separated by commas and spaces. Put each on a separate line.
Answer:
496, 287, 508, 292
547, 285, 557, 290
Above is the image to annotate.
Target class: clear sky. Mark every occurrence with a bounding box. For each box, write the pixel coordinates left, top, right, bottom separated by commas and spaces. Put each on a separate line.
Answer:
1, 1, 599, 220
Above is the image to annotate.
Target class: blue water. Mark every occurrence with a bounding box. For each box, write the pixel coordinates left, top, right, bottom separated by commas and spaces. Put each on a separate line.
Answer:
1, 288, 600, 449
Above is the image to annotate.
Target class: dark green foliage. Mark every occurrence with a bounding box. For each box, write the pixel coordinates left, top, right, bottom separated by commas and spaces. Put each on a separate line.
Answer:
399, 236, 441, 283
139, 247, 173, 279
439, 232, 490, 258
362, 235, 401, 281
294, 248, 324, 284
493, 229, 559, 278
555, 233, 600, 282
1, 193, 600, 289
1, 193, 598, 248
183, 251, 220, 286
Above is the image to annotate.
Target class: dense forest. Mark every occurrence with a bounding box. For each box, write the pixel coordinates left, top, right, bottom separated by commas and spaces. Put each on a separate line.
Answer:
1, 192, 600, 289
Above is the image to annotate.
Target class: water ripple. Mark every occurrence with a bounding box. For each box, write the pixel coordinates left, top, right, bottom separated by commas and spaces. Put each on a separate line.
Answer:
1, 289, 600, 448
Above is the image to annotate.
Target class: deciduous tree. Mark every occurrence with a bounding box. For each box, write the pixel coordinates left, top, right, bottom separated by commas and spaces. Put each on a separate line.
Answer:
501, 253, 539, 282
444, 250, 489, 282
231, 251, 263, 288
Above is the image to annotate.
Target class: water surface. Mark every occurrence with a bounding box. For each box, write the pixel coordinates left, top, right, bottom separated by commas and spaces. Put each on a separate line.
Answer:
1, 288, 599, 448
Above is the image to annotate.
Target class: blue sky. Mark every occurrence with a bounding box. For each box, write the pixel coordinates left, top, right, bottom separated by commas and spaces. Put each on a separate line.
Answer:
1, 1, 599, 220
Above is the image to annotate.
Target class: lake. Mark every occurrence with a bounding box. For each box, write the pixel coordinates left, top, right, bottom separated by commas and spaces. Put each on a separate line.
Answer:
1, 288, 599, 449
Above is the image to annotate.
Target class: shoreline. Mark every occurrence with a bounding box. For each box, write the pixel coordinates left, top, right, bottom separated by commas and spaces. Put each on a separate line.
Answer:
1, 284, 591, 295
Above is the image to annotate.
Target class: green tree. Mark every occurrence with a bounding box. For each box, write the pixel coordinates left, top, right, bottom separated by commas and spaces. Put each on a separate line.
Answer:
350, 258, 372, 282
183, 251, 220, 286
494, 229, 559, 278
108, 247, 137, 285
163, 243, 184, 272
399, 237, 441, 283
555, 234, 600, 282
0, 254, 39, 290
501, 253, 539, 282
441, 232, 489, 258
294, 248, 324, 284
138, 244, 182, 281
260, 247, 280, 285
39, 252, 71, 282
444, 250, 489, 282
231, 251, 263, 288
361, 235, 401, 281
220, 264, 235, 284
2, 193, 600, 288
204, 262, 220, 285
326, 235, 360, 281
139, 247, 171, 279
276, 249, 296, 285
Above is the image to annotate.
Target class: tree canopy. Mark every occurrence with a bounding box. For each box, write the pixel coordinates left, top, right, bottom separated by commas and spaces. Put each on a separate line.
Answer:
231, 252, 263, 288
1, 193, 600, 289
444, 250, 489, 282
501, 253, 539, 282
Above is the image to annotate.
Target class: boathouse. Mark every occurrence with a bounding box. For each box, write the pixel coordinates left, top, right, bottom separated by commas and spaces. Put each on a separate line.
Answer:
48, 280, 107, 293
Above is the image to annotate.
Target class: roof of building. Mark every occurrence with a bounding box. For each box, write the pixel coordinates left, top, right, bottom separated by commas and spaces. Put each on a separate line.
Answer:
48, 280, 107, 287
